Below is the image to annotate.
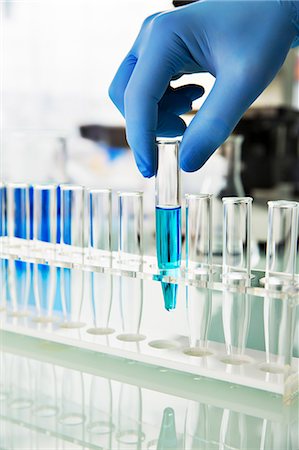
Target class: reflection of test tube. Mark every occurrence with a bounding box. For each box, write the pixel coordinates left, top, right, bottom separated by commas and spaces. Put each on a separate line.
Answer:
60, 185, 85, 328
185, 194, 213, 355
222, 197, 252, 363
219, 409, 247, 450
7, 183, 30, 315
263, 201, 299, 372
116, 384, 144, 448
117, 192, 145, 342
33, 184, 57, 321
87, 189, 114, 335
87, 376, 114, 449
155, 139, 181, 270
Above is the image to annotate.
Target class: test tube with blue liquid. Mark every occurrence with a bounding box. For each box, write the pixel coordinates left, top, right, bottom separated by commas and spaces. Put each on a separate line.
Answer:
7, 183, 30, 315
155, 139, 181, 311
0, 183, 8, 310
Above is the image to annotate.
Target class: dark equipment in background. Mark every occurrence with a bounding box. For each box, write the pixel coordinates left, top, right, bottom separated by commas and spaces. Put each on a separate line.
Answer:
235, 107, 299, 197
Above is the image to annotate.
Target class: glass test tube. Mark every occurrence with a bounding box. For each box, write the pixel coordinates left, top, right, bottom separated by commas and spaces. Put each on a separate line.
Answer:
60, 185, 85, 328
33, 184, 57, 321
222, 197, 252, 284
222, 197, 252, 363
117, 192, 145, 342
185, 194, 213, 355
265, 200, 299, 286
155, 139, 181, 270
7, 183, 30, 315
263, 200, 299, 372
87, 189, 114, 335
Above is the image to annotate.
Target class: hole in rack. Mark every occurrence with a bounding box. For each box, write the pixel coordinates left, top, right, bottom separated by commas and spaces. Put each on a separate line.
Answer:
86, 327, 115, 336
259, 363, 287, 375
116, 333, 146, 343
220, 355, 253, 366
116, 430, 145, 445
87, 420, 115, 435
59, 413, 86, 426
148, 339, 180, 350
183, 347, 213, 357
59, 322, 86, 329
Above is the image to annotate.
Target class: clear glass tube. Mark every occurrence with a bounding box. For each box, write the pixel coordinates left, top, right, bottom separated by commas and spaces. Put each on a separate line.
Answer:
222, 197, 252, 364
87, 189, 114, 335
185, 194, 213, 355
117, 192, 145, 342
60, 185, 85, 328
6, 183, 30, 315
222, 197, 252, 285
118, 191, 143, 264
32, 184, 57, 322
155, 139, 181, 270
88, 188, 112, 262
265, 200, 299, 286
60, 184, 85, 261
185, 194, 213, 275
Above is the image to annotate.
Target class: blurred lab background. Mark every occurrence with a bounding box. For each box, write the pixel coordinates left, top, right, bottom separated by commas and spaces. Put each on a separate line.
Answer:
2, 0, 299, 260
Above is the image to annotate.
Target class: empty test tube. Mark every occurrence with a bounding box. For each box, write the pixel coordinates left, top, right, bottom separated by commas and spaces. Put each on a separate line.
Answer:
265, 200, 299, 286
117, 192, 145, 342
87, 188, 114, 335
222, 197, 252, 285
33, 184, 57, 321
155, 139, 181, 270
185, 194, 213, 354
263, 200, 299, 372
222, 197, 252, 362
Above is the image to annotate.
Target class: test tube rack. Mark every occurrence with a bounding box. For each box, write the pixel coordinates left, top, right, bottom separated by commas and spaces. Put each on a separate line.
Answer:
1, 237, 298, 405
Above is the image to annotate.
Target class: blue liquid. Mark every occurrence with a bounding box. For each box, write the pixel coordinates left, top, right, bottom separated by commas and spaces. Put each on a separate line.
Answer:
156, 206, 181, 311
156, 206, 181, 270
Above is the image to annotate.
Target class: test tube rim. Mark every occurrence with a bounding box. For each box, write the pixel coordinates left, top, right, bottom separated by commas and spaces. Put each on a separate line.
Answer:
6, 182, 30, 189
117, 191, 143, 198
222, 196, 253, 204
32, 183, 57, 191
185, 193, 213, 201
60, 184, 85, 192
267, 200, 299, 209
88, 188, 112, 195
156, 137, 181, 145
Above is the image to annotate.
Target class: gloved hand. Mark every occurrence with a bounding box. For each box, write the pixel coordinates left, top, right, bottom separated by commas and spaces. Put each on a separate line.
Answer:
109, 1, 299, 177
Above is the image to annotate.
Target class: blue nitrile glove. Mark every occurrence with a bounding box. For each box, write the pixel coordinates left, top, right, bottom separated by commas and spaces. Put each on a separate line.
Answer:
109, 1, 299, 178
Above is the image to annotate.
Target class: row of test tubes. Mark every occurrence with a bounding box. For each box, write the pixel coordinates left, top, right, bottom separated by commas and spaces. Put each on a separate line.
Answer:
0, 182, 144, 338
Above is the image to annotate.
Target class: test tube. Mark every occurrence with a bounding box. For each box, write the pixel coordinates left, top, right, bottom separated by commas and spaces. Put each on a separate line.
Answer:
222, 197, 252, 285
263, 201, 299, 372
87, 188, 114, 335
6, 183, 30, 315
116, 384, 144, 448
222, 197, 252, 363
33, 184, 57, 322
155, 139, 181, 270
118, 191, 143, 265
0, 183, 8, 310
60, 185, 85, 328
265, 200, 299, 286
117, 192, 145, 342
185, 194, 213, 355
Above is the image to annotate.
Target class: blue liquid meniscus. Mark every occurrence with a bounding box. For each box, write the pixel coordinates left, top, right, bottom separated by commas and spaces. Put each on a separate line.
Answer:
156, 206, 181, 270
